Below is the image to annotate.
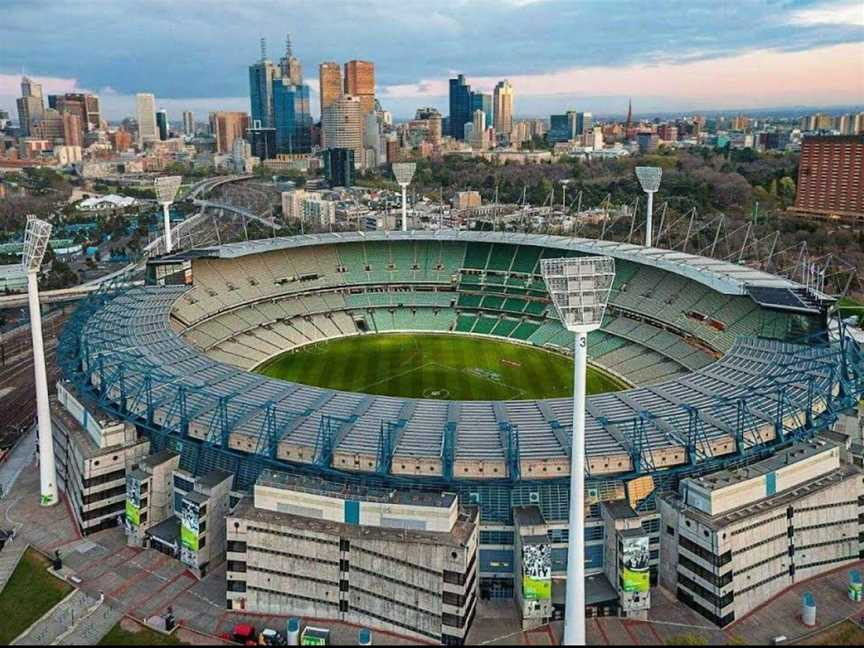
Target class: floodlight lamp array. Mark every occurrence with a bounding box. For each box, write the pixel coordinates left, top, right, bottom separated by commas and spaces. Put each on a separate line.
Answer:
392, 162, 416, 186
22, 216, 52, 274
154, 175, 183, 205
635, 166, 662, 193
541, 256, 615, 333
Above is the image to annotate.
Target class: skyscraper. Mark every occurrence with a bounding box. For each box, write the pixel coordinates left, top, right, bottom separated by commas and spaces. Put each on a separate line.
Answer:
344, 60, 375, 117
272, 79, 312, 154
449, 74, 472, 140
16, 76, 44, 137
794, 135, 864, 220
471, 93, 492, 134
210, 111, 251, 154
493, 80, 514, 135
249, 38, 280, 128
182, 111, 195, 136
319, 62, 342, 123
279, 34, 303, 85
322, 95, 362, 165
156, 109, 169, 140
135, 93, 158, 145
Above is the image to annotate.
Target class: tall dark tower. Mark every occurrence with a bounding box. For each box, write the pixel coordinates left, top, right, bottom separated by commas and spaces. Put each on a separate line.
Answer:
626, 98, 632, 132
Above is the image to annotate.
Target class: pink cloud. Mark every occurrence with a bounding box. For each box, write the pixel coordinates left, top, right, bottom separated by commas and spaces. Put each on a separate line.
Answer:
381, 42, 864, 109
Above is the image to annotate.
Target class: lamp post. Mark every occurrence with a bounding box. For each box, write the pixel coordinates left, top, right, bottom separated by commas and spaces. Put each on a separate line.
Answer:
635, 166, 662, 247
154, 175, 182, 253
541, 255, 615, 646
392, 162, 416, 232
22, 216, 58, 507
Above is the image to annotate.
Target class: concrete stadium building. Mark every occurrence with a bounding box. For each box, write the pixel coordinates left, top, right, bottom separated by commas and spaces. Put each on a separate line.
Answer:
56, 230, 863, 636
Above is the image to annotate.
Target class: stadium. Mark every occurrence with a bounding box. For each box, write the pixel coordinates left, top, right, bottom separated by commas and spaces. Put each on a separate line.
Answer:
56, 229, 862, 604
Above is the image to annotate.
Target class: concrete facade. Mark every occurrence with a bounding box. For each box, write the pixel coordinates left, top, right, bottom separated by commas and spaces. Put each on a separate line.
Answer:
226, 471, 479, 644
51, 381, 150, 535
659, 439, 864, 627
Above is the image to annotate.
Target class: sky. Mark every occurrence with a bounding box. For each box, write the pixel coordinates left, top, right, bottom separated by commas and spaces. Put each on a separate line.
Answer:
1, 0, 862, 121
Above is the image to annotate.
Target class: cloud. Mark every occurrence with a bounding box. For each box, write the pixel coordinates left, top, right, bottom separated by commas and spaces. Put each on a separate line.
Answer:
790, 0, 864, 27
0, 0, 861, 119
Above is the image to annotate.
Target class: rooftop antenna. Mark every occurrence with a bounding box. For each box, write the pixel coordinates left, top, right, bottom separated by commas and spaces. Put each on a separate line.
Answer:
260, 37, 267, 62
22, 216, 58, 507
285, 33, 293, 57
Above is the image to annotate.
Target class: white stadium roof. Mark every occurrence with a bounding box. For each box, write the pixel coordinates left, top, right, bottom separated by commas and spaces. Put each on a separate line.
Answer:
186, 230, 802, 296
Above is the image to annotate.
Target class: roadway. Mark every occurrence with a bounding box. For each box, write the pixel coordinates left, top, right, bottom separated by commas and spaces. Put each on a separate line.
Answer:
0, 175, 257, 309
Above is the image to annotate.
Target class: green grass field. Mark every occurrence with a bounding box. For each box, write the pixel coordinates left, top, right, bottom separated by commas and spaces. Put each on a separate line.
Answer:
0, 548, 73, 644
255, 333, 627, 400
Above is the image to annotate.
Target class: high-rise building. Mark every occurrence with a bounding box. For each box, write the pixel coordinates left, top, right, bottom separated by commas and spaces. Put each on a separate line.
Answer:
343, 60, 375, 117
246, 121, 277, 160
272, 79, 312, 154
210, 111, 251, 154
323, 148, 355, 188
574, 112, 592, 136
16, 76, 44, 137
156, 109, 169, 141
318, 62, 342, 122
493, 80, 514, 135
32, 108, 64, 142
415, 107, 442, 145
62, 112, 83, 147
182, 111, 195, 137
279, 34, 303, 85
110, 129, 132, 153
249, 39, 280, 128
794, 135, 864, 220
135, 93, 158, 145
470, 92, 492, 134
471, 109, 487, 150
321, 94, 362, 164
548, 114, 573, 143
448, 74, 472, 140
50, 93, 100, 132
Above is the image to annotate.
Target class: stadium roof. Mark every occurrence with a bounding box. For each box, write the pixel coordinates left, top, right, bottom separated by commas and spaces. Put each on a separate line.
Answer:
182, 230, 802, 296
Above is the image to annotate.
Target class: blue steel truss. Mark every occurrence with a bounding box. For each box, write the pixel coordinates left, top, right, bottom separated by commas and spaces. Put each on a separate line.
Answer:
56, 282, 864, 525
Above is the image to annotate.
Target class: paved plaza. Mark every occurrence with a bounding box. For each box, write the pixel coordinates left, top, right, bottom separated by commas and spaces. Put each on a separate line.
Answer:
2, 453, 863, 645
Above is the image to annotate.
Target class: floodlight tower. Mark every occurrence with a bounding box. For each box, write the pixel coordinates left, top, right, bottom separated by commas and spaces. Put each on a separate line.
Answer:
392, 162, 416, 232
22, 217, 58, 507
541, 255, 615, 647
635, 166, 662, 247
154, 175, 182, 253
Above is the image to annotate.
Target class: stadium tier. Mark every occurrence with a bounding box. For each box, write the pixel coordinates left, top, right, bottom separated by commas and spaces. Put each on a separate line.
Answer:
60, 230, 859, 519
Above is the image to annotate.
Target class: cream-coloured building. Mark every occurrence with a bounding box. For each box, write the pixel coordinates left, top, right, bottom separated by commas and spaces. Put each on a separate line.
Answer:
493, 80, 514, 135
660, 439, 864, 626
226, 470, 479, 644
51, 381, 150, 535
321, 95, 363, 166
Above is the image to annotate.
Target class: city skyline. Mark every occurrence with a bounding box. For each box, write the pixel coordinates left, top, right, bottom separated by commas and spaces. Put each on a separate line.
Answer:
1, 0, 862, 121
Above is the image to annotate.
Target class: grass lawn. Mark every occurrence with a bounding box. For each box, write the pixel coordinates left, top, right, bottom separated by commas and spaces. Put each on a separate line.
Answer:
256, 333, 627, 400
837, 296, 864, 318
98, 618, 188, 645
0, 548, 73, 644
797, 620, 864, 645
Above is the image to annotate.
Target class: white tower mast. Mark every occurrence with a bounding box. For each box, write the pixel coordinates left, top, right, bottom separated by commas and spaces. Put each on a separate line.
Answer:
635, 166, 662, 247
541, 255, 615, 646
154, 175, 182, 253
22, 216, 58, 506
392, 162, 416, 232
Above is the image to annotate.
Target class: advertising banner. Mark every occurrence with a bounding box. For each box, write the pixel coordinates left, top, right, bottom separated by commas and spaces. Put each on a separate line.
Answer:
180, 499, 200, 552
621, 535, 650, 593
522, 543, 551, 600
125, 475, 141, 527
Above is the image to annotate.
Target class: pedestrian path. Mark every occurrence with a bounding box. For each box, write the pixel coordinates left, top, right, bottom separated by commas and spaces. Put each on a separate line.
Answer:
13, 589, 106, 645
0, 541, 26, 592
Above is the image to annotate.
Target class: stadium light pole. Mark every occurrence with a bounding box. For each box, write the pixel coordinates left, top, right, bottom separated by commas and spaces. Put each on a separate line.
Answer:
392, 162, 416, 232
541, 255, 615, 647
635, 166, 662, 247
154, 175, 182, 253
22, 216, 58, 507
